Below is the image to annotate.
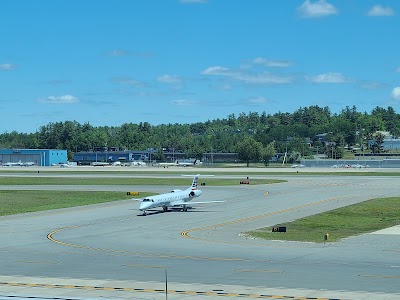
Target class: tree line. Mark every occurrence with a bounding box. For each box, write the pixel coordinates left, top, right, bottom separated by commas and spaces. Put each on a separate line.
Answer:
1, 105, 399, 163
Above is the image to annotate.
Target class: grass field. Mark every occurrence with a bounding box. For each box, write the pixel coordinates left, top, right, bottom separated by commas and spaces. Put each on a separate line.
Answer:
2, 168, 400, 176
0, 177, 285, 186
246, 197, 400, 243
0, 190, 154, 216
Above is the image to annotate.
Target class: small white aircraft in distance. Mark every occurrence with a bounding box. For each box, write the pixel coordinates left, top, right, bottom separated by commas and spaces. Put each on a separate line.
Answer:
177, 159, 202, 167
92, 162, 110, 167
130, 160, 147, 166
156, 159, 201, 168
2, 160, 34, 167
134, 174, 223, 216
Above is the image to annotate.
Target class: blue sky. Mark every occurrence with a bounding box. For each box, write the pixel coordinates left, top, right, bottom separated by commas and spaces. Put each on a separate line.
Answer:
1, 0, 399, 133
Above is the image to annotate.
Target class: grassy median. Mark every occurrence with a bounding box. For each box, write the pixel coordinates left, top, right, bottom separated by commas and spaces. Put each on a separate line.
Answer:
246, 197, 400, 243
0, 190, 153, 216
0, 177, 285, 186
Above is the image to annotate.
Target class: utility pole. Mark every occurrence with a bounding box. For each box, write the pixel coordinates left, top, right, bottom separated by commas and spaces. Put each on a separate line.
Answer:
165, 269, 168, 300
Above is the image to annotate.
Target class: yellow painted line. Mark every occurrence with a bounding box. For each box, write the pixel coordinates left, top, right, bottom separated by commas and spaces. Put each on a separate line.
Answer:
62, 285, 77, 289
47, 227, 252, 262
123, 264, 165, 269
16, 260, 58, 265
361, 274, 400, 279
181, 197, 340, 241
235, 269, 283, 273
0, 282, 341, 299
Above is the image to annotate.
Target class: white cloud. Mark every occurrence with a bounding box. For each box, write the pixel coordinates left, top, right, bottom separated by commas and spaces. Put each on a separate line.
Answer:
201, 66, 293, 84
359, 81, 385, 90
367, 5, 395, 16
391, 87, 400, 99
47, 80, 71, 85
297, 0, 338, 18
218, 84, 233, 90
252, 57, 292, 68
179, 0, 207, 3
235, 72, 293, 84
39, 95, 79, 104
157, 74, 182, 84
0, 63, 16, 70
201, 66, 236, 76
247, 97, 269, 105
171, 99, 197, 106
107, 49, 130, 56
308, 72, 349, 83
111, 77, 147, 88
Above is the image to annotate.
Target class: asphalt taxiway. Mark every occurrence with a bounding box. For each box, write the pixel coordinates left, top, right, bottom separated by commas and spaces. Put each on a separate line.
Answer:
0, 170, 399, 299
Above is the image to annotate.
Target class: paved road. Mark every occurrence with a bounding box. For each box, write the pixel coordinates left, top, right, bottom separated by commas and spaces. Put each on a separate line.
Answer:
0, 172, 399, 300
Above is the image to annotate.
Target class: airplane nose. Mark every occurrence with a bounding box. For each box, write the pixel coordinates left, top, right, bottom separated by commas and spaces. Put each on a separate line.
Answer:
139, 202, 149, 211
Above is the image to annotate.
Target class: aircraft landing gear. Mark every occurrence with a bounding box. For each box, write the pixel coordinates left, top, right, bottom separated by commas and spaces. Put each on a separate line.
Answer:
182, 205, 188, 212
142, 211, 147, 216
163, 206, 168, 212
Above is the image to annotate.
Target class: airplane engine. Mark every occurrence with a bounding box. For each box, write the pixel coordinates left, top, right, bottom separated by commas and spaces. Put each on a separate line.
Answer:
189, 190, 202, 197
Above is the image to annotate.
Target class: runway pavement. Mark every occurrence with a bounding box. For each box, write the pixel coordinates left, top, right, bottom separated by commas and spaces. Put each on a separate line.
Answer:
0, 170, 399, 300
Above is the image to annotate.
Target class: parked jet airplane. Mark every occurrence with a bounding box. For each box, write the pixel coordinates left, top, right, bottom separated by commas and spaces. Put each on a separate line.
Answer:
2, 161, 22, 167
134, 174, 223, 216
2, 160, 34, 167
156, 159, 201, 168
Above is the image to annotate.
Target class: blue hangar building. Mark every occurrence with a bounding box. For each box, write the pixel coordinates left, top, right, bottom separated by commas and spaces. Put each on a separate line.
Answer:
0, 149, 67, 166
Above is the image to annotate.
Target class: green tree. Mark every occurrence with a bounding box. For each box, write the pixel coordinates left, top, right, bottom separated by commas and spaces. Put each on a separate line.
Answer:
288, 151, 301, 163
371, 132, 385, 154
262, 142, 276, 166
236, 136, 263, 167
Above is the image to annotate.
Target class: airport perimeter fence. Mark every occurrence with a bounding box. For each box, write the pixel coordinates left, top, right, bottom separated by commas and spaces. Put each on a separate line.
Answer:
301, 159, 400, 168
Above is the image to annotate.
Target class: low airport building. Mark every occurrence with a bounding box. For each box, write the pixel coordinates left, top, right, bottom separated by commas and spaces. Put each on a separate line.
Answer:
0, 149, 67, 166
73, 150, 148, 165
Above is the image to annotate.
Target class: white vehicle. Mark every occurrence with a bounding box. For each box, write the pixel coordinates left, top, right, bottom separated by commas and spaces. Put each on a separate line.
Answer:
134, 174, 223, 216
59, 163, 72, 168
130, 160, 147, 166
291, 164, 305, 168
177, 159, 202, 167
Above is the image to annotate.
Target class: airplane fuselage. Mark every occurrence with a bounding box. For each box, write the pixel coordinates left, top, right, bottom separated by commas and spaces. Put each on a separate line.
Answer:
139, 188, 202, 212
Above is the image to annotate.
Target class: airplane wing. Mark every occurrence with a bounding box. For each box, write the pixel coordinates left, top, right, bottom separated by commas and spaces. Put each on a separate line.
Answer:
185, 201, 225, 205
170, 200, 224, 206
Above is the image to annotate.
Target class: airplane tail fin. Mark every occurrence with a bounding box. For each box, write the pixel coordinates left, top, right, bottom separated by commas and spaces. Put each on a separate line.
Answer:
190, 174, 199, 190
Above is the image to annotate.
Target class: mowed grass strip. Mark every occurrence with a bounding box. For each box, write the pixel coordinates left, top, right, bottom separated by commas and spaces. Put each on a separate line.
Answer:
0, 190, 153, 217
0, 177, 285, 186
2, 169, 400, 176
247, 197, 400, 243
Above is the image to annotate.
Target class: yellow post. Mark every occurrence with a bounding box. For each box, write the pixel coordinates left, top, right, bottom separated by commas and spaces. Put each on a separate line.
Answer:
127, 191, 139, 196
